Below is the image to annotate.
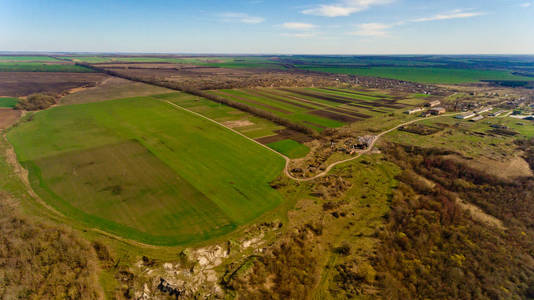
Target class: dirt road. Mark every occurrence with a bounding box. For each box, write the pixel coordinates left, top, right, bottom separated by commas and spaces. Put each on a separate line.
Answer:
164, 100, 454, 182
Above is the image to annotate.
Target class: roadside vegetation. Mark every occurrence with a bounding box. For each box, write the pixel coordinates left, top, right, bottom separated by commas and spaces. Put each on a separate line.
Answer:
15, 93, 57, 110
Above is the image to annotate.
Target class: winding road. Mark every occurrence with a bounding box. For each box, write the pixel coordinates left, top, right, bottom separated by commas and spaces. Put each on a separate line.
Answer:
165, 100, 454, 182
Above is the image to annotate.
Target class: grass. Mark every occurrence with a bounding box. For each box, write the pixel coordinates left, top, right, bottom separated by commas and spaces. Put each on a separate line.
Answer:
160, 92, 285, 139
208, 87, 419, 133
0, 62, 94, 72
298, 66, 534, 84
209, 89, 362, 131
0, 97, 18, 108
0, 56, 59, 62
382, 115, 534, 159
267, 139, 310, 158
7, 95, 286, 246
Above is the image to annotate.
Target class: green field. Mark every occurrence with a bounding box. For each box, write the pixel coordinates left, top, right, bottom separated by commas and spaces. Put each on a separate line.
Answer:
207, 87, 411, 132
267, 139, 310, 158
0, 56, 59, 62
0, 97, 18, 108
0, 62, 93, 72
61, 55, 283, 69
162, 92, 285, 139
7, 95, 286, 245
298, 66, 534, 84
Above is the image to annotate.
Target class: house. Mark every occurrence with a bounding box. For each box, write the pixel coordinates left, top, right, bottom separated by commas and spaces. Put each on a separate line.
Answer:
405, 107, 423, 114
425, 100, 441, 107
470, 115, 484, 122
429, 107, 446, 115
455, 112, 476, 119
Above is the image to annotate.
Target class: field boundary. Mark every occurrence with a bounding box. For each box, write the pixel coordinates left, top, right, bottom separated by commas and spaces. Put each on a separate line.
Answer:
162, 99, 455, 182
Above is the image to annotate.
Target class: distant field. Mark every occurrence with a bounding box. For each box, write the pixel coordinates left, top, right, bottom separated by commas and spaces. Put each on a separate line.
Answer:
0, 97, 18, 108
0, 56, 59, 62
8, 96, 285, 245
298, 66, 534, 84
207, 87, 411, 132
61, 77, 172, 105
0, 72, 108, 97
62, 55, 283, 69
0, 62, 94, 72
267, 139, 309, 158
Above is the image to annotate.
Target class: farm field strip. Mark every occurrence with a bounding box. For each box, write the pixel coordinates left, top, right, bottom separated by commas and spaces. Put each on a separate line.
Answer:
208, 89, 344, 131
247, 88, 374, 121
7, 96, 286, 245
0, 97, 18, 108
299, 66, 534, 84
0, 62, 94, 72
207, 87, 417, 133
0, 56, 60, 62
310, 88, 388, 101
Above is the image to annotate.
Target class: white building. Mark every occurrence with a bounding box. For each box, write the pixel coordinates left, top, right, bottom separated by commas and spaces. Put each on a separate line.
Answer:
455, 112, 476, 119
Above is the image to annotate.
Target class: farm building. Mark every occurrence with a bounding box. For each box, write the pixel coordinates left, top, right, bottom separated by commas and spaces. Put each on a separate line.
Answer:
428, 107, 446, 115
455, 112, 476, 119
405, 107, 423, 114
425, 100, 441, 107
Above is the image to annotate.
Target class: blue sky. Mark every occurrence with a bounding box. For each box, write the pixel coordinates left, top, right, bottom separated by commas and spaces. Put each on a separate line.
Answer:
1, 0, 533, 54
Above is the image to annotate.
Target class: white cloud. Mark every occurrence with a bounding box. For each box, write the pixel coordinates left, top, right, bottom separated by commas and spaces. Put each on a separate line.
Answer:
219, 12, 265, 24
281, 32, 317, 38
412, 9, 485, 22
302, 0, 393, 17
350, 23, 391, 37
282, 22, 317, 30
520, 2, 532, 7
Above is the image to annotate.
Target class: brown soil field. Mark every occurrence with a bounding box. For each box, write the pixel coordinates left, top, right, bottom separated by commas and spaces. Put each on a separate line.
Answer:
268, 90, 331, 109
310, 109, 361, 123
60, 77, 172, 105
213, 90, 292, 114
286, 89, 406, 109
222, 120, 255, 128
327, 107, 371, 119
0, 109, 21, 130
244, 89, 316, 110
0, 72, 108, 97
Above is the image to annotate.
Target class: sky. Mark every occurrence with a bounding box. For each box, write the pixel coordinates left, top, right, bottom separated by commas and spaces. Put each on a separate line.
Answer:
1, 0, 533, 54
